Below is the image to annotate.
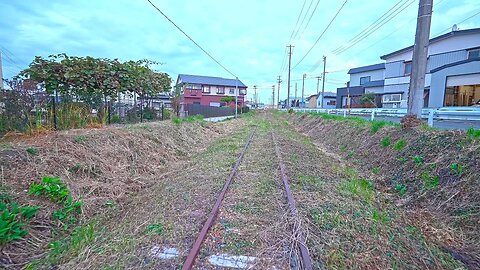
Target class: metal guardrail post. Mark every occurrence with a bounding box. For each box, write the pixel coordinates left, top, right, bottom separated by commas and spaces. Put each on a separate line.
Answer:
343, 110, 347, 118
428, 110, 434, 127
371, 111, 375, 121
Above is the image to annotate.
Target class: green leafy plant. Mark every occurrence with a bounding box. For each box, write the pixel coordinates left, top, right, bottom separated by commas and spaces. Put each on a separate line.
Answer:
421, 171, 439, 190
372, 167, 380, 174
450, 163, 464, 175
466, 127, 480, 138
394, 183, 407, 196
26, 147, 38, 156
412, 155, 424, 166
371, 121, 387, 134
0, 201, 40, 245
381, 136, 391, 147
29, 176, 70, 203
339, 179, 374, 202
393, 139, 407, 151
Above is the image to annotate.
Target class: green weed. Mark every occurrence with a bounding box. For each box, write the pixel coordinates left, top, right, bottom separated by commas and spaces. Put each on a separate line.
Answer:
381, 136, 391, 147
297, 175, 322, 190
26, 147, 38, 156
73, 135, 87, 144
47, 223, 95, 264
393, 139, 407, 151
394, 183, 407, 196
339, 179, 374, 202
412, 155, 424, 166
371, 121, 387, 134
421, 171, 439, 190
339, 144, 348, 152
450, 163, 464, 175
371, 208, 390, 224
466, 127, 480, 138
372, 167, 380, 174
0, 202, 40, 245
144, 223, 164, 235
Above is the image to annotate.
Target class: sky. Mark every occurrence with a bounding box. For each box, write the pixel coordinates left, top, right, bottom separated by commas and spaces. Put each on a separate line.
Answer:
0, 0, 479, 104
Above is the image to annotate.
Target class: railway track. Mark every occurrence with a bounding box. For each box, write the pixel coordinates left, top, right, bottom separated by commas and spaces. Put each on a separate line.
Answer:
181, 126, 314, 270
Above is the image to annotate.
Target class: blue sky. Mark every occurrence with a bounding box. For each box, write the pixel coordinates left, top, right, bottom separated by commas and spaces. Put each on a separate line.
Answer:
0, 0, 479, 103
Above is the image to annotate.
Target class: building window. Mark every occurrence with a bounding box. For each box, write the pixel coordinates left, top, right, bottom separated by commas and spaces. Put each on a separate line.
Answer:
468, 49, 480, 59
239, 89, 247, 95
187, 84, 201, 90
404, 61, 412, 75
193, 102, 200, 105
217, 87, 225, 94
360, 76, 371, 85
229, 88, 235, 94
444, 85, 479, 106
327, 100, 336, 106
202, 86, 210, 93
382, 94, 402, 103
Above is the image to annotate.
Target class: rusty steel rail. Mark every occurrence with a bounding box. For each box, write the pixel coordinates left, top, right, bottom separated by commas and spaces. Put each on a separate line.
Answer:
272, 132, 314, 270
182, 127, 257, 270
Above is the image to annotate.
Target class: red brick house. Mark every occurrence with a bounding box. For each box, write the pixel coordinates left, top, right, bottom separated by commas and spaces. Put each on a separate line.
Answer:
176, 74, 247, 107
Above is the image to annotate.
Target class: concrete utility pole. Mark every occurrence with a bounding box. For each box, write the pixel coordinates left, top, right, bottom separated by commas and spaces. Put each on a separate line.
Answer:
277, 76, 282, 109
272, 85, 275, 108
253, 85, 257, 108
408, 0, 433, 118
235, 77, 238, 118
316, 76, 321, 108
0, 52, 3, 90
321, 56, 327, 108
302, 74, 306, 108
287, 45, 294, 108
295, 82, 298, 107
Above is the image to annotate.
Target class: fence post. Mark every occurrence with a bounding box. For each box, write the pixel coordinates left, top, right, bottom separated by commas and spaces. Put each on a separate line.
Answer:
371, 111, 375, 121
343, 110, 347, 118
428, 110, 434, 127
140, 97, 143, 123
52, 95, 57, 130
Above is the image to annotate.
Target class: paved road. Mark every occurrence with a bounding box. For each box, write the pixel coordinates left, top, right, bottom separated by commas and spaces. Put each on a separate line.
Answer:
358, 115, 480, 130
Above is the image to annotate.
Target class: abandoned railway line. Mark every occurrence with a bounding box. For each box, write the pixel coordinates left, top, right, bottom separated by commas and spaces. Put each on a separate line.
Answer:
181, 123, 314, 269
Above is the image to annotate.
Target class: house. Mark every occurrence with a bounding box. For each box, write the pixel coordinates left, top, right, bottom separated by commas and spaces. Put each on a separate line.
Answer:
381, 27, 480, 108
317, 92, 337, 108
336, 27, 480, 108
336, 63, 385, 108
176, 74, 247, 107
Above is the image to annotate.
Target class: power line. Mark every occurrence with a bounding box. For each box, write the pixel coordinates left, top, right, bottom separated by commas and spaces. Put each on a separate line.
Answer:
293, 0, 348, 69
297, 0, 322, 39
433, 9, 480, 36
145, 0, 236, 77
288, 0, 308, 43
333, 0, 416, 55
293, 0, 315, 40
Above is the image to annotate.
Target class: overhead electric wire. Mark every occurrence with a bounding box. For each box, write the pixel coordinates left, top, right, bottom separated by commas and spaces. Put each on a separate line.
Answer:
332, 0, 410, 54
288, 0, 308, 43
333, 0, 416, 55
293, 0, 348, 69
145, 0, 236, 77
297, 0, 322, 39
292, 0, 315, 40
433, 9, 480, 36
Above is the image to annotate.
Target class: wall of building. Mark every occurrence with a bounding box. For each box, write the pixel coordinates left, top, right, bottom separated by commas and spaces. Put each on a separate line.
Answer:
429, 60, 480, 108
349, 69, 384, 86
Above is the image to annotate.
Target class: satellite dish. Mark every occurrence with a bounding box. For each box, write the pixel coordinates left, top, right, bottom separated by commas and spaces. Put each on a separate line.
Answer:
452, 24, 458, 32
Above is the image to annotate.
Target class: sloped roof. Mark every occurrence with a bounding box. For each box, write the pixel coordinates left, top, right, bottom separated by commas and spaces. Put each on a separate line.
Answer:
348, 63, 385, 74
177, 74, 247, 88
380, 28, 480, 60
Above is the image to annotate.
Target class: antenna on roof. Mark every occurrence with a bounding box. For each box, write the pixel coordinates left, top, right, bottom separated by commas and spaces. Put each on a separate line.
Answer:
452, 24, 458, 32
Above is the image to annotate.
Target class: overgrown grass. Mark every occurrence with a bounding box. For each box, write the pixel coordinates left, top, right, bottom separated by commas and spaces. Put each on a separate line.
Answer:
308, 112, 399, 132
339, 179, 374, 202
297, 175, 323, 190
393, 139, 407, 151
171, 114, 205, 125
466, 127, 480, 138
381, 136, 391, 147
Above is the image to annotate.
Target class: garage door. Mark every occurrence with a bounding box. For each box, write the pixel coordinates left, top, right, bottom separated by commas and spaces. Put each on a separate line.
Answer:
446, 73, 480, 87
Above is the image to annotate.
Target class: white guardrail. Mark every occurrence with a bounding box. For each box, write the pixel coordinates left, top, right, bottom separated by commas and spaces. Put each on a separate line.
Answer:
283, 107, 480, 127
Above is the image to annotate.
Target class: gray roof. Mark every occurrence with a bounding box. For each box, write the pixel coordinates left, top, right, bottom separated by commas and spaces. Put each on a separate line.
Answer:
363, 80, 384, 88
381, 28, 480, 60
348, 63, 385, 74
177, 74, 247, 88
318, 91, 337, 98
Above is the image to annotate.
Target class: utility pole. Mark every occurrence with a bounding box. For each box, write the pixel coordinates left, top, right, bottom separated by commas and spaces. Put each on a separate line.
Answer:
321, 56, 326, 108
287, 45, 294, 108
302, 74, 306, 108
272, 85, 275, 108
316, 76, 321, 108
408, 0, 433, 118
277, 76, 282, 109
235, 77, 238, 118
0, 52, 3, 90
253, 85, 257, 108
295, 82, 298, 108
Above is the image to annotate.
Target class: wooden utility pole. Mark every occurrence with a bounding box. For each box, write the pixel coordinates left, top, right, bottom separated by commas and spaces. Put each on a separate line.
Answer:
295, 82, 298, 107
407, 0, 433, 117
302, 74, 306, 108
287, 45, 294, 108
253, 85, 257, 108
277, 76, 282, 108
321, 56, 326, 108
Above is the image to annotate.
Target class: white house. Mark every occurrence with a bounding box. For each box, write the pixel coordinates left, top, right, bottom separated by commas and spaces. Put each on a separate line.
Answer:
380, 27, 480, 108
335, 27, 480, 109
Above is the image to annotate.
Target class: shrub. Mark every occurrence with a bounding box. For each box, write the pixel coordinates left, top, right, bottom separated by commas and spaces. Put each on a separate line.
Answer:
466, 127, 480, 138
